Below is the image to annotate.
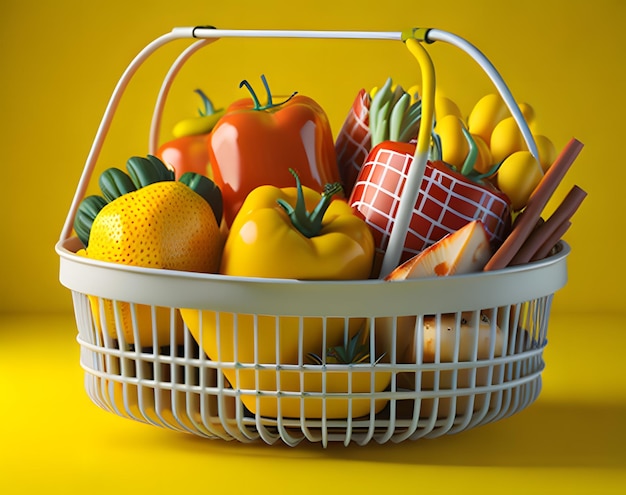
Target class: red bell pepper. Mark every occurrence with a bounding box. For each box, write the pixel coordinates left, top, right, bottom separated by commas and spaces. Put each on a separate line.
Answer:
208, 75, 341, 226
349, 141, 512, 276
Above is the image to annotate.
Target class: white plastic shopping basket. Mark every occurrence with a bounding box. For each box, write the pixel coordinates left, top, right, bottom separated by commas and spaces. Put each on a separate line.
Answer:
56, 27, 571, 447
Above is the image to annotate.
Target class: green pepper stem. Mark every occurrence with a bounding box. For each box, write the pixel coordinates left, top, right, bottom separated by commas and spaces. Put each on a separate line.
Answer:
261, 74, 273, 108
194, 89, 216, 117
276, 169, 343, 238
239, 74, 298, 111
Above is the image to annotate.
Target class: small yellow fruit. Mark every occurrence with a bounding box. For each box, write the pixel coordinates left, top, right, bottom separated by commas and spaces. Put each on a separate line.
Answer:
534, 134, 557, 172
517, 102, 535, 127
497, 151, 544, 211
435, 94, 463, 120
490, 116, 527, 164
468, 93, 508, 146
435, 114, 469, 169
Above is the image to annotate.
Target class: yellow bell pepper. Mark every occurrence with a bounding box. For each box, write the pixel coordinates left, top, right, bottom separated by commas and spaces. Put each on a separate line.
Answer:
181, 171, 377, 419
220, 169, 375, 280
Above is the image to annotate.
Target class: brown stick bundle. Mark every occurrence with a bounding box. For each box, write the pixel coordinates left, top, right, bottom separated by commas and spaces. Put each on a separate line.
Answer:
531, 221, 571, 262
484, 138, 584, 271
510, 185, 587, 265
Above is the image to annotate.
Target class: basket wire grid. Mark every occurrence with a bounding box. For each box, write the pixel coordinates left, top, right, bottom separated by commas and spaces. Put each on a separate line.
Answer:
57, 27, 569, 446
71, 291, 554, 446
60, 233, 568, 446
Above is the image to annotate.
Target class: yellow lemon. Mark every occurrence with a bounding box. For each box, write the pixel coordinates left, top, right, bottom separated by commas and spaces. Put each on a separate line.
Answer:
88, 181, 221, 272
490, 116, 527, 164
534, 134, 557, 172
517, 102, 535, 128
467, 93, 508, 146
85, 181, 222, 345
496, 151, 544, 211
435, 114, 469, 169
435, 94, 463, 120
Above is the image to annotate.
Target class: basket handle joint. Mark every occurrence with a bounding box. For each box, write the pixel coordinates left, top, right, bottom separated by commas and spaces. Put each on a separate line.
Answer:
192, 25, 217, 38
401, 27, 435, 44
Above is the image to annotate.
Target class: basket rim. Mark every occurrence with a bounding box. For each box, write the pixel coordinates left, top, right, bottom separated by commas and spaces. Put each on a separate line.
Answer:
56, 237, 569, 316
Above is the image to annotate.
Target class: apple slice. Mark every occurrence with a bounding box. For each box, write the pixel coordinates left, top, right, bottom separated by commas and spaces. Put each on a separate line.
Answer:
385, 220, 491, 280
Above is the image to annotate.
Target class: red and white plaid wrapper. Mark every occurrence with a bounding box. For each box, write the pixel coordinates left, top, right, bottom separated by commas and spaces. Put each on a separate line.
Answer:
350, 145, 512, 266
335, 89, 371, 196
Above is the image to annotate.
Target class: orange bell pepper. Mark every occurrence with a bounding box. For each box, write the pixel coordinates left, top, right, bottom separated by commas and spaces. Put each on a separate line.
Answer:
157, 134, 210, 179
157, 90, 222, 179
208, 75, 341, 225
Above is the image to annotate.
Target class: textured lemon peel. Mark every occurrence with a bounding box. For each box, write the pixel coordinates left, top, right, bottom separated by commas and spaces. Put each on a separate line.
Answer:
86, 181, 221, 274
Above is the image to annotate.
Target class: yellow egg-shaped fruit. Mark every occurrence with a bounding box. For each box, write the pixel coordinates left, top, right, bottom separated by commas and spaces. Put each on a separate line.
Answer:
467, 93, 508, 146
517, 102, 535, 127
490, 116, 527, 164
435, 94, 463, 120
435, 114, 469, 169
496, 151, 544, 211
534, 134, 557, 172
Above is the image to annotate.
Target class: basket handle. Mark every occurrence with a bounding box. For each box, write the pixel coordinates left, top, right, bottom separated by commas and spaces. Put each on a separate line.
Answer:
422, 28, 539, 159
148, 37, 217, 156
381, 27, 540, 277
60, 26, 538, 270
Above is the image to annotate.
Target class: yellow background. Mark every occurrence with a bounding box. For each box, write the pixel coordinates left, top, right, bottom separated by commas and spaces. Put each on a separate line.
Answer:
1, 0, 625, 493
1, 0, 624, 315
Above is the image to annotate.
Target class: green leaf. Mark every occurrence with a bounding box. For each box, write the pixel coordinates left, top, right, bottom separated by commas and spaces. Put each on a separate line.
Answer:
74, 195, 107, 246
98, 167, 136, 202
178, 172, 223, 226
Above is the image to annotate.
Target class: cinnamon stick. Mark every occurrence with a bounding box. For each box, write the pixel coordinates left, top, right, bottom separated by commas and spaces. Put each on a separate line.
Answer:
484, 138, 584, 271
530, 220, 571, 262
509, 185, 587, 265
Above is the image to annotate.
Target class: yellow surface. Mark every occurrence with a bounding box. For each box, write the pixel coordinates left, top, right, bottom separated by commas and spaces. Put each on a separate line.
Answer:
0, 313, 625, 494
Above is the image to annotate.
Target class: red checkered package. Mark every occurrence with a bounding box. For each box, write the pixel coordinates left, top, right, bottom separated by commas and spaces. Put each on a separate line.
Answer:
349, 141, 512, 270
335, 89, 372, 196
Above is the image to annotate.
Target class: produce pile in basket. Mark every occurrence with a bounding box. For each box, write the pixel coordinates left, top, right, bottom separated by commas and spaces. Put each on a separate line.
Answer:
76, 74, 585, 277
71, 32, 586, 423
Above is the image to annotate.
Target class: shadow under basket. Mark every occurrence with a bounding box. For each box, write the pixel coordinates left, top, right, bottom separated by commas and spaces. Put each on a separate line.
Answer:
58, 235, 569, 446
